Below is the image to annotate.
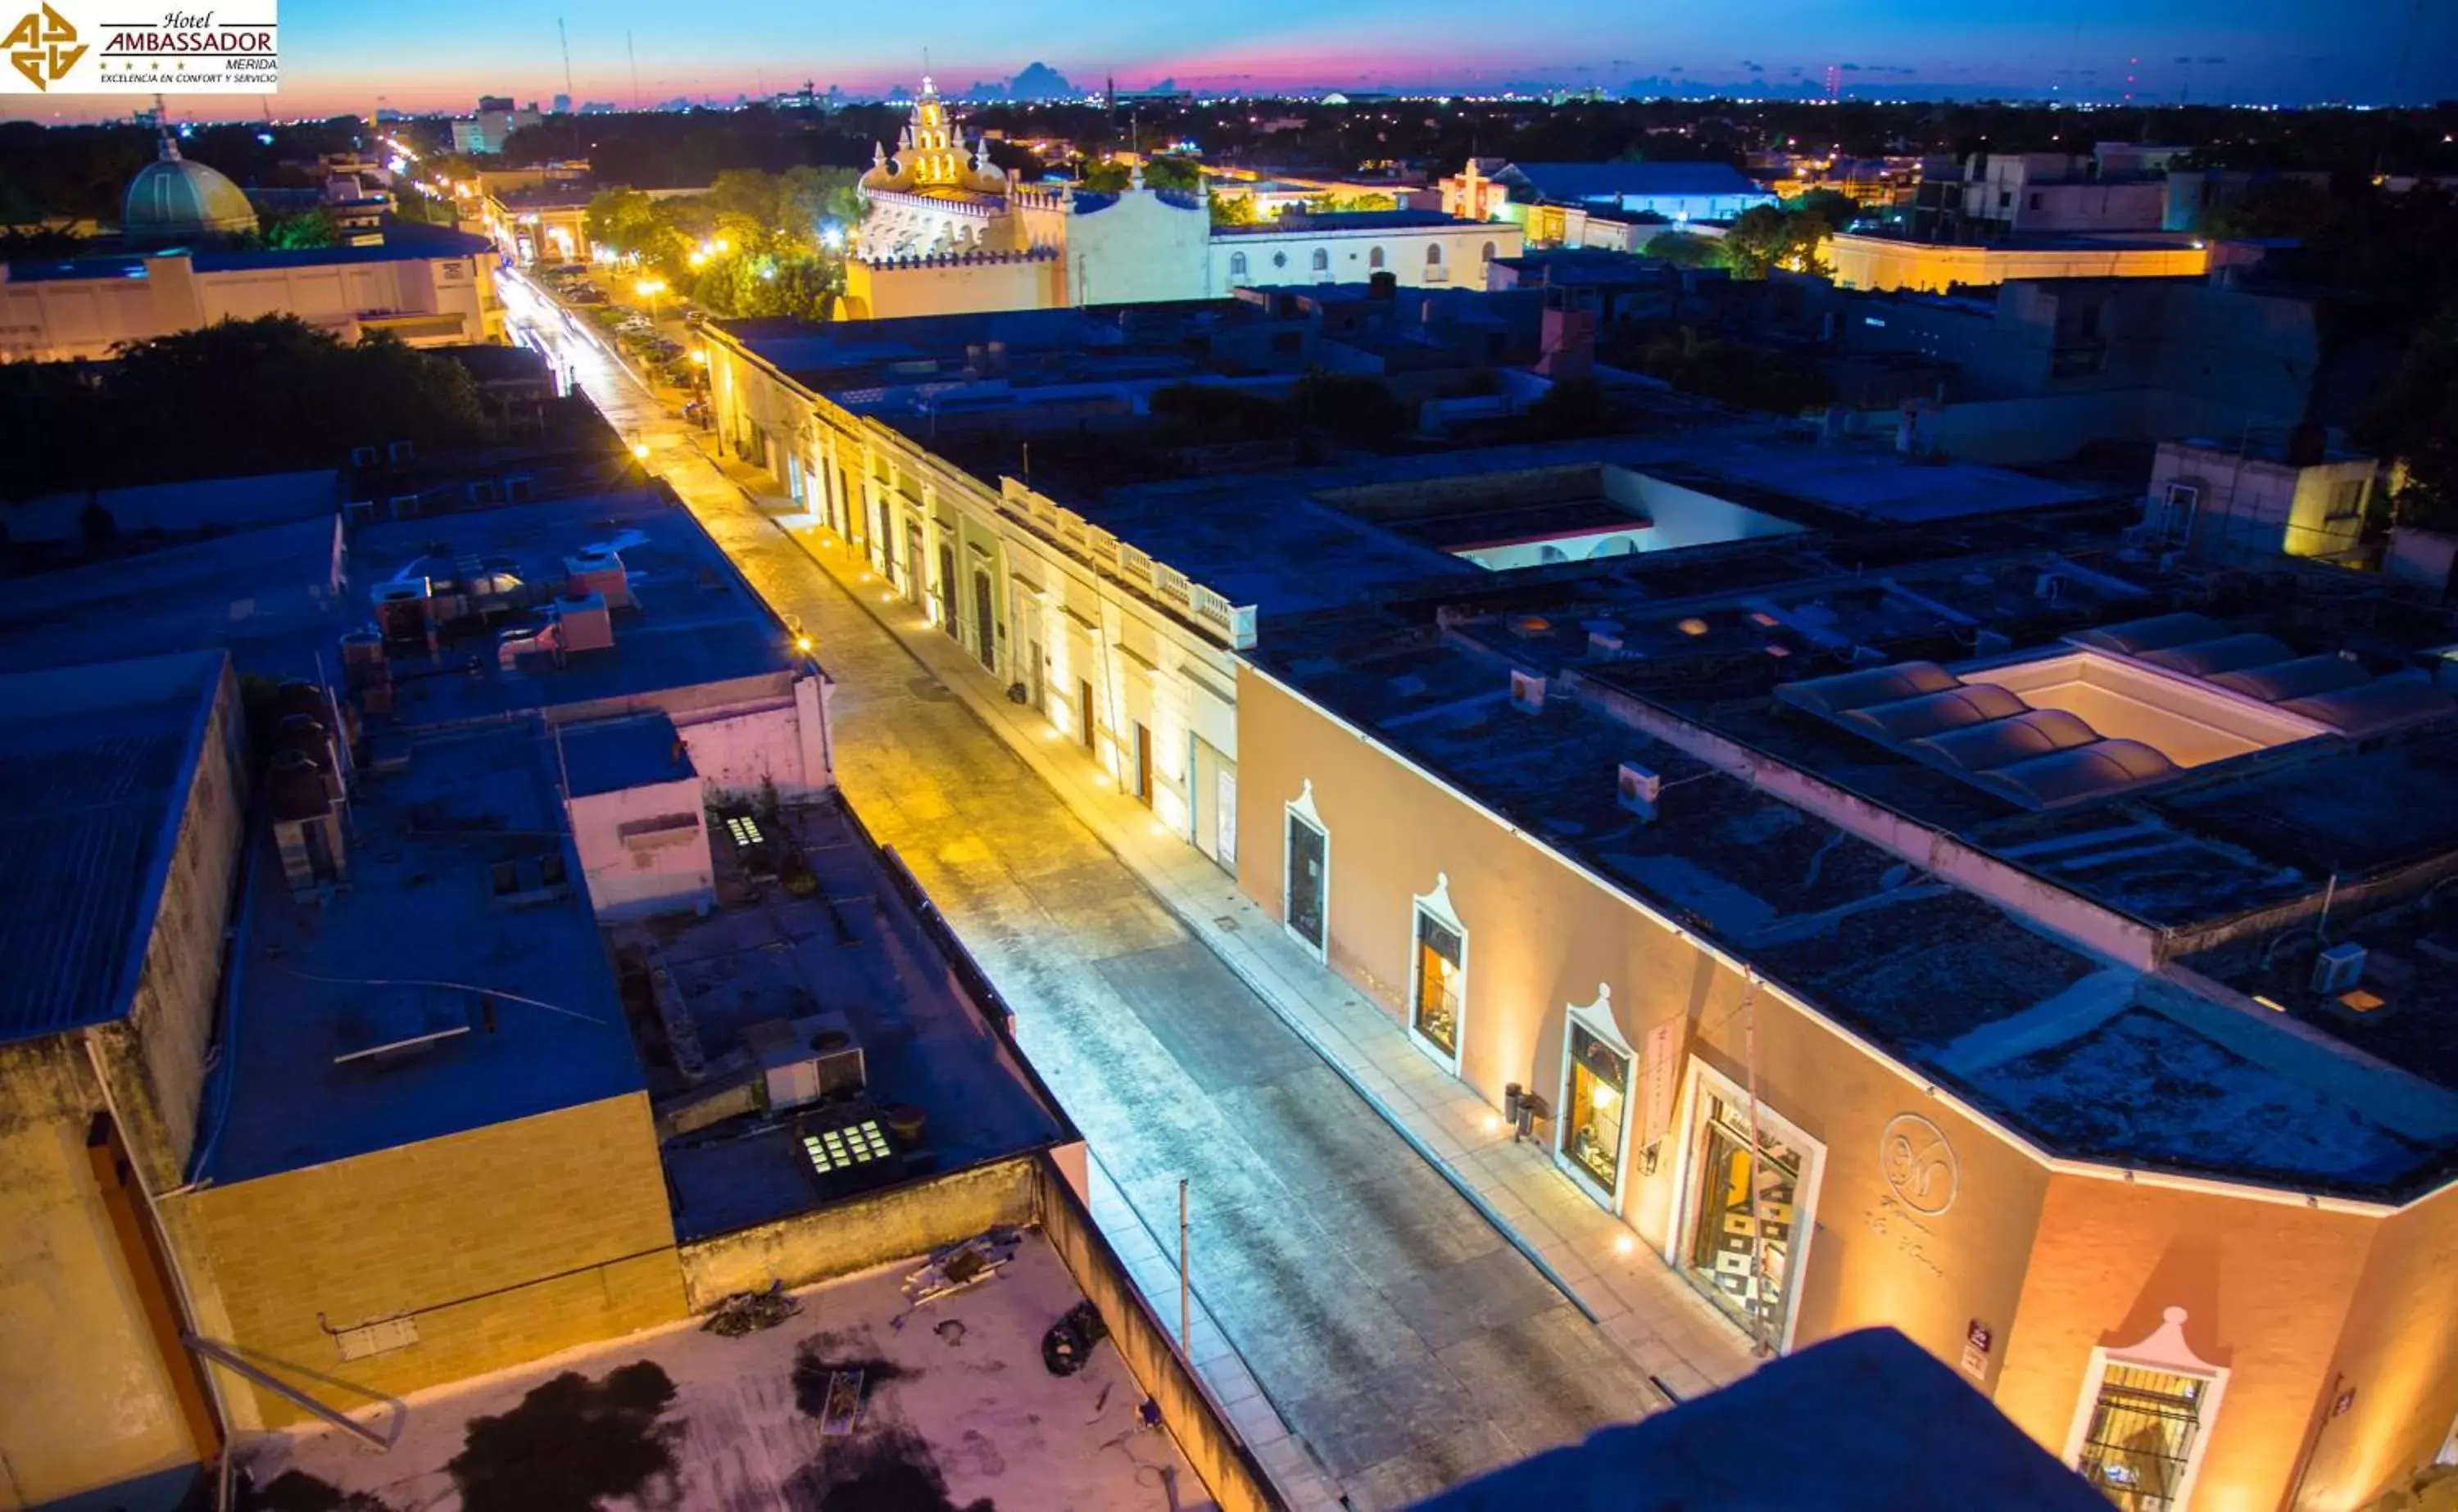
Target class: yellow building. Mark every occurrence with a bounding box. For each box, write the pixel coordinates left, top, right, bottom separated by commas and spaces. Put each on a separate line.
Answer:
0, 652, 246, 1509
1234, 555, 2458, 1510
1828, 232, 2209, 293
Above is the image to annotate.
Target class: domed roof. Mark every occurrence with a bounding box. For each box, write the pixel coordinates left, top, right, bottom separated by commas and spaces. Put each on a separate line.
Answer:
123, 134, 257, 243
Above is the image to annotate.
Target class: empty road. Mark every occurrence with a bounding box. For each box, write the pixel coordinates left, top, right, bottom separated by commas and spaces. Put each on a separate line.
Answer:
506, 278, 1660, 1507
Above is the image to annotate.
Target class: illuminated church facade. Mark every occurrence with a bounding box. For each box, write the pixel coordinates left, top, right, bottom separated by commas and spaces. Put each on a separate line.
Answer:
844, 79, 1520, 320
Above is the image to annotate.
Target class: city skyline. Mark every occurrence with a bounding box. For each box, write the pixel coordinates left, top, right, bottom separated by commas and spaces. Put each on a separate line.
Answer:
5, 0, 2453, 123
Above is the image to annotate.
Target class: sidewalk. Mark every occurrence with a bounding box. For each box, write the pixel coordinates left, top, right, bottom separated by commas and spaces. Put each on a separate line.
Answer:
716, 462, 1761, 1406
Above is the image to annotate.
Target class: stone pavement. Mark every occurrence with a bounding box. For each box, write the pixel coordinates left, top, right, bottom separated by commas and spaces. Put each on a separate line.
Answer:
751, 496, 1762, 1407
510, 292, 1744, 1509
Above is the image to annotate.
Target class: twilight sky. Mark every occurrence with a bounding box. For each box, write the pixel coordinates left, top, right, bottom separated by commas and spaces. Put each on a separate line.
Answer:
7, 0, 2452, 121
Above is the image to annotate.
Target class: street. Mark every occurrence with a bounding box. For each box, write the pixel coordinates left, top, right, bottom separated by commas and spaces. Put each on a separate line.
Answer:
501, 272, 1665, 1510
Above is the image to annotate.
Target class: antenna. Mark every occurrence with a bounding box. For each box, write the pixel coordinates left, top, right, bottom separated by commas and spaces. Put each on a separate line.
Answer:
558, 16, 574, 104
627, 28, 641, 111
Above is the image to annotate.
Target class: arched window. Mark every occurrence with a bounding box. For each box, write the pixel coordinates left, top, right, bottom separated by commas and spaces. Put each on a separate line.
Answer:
1481, 240, 1498, 263
1229, 251, 1249, 280
1368, 246, 1385, 270
1426, 243, 1444, 265
1311, 247, 1330, 273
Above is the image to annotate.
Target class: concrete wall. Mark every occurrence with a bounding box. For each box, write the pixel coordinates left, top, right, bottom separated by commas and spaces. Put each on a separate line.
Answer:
0, 252, 494, 362
1614, 469, 1809, 553
2148, 444, 2374, 561
166, 1093, 684, 1430
568, 776, 714, 921
2296, 1179, 2458, 1506
1068, 192, 1211, 306
550, 673, 835, 803
1032, 1159, 1287, 1512
5, 472, 338, 547
1228, 663, 2436, 1509
676, 1157, 1041, 1309
1993, 1176, 2375, 1511
1828, 235, 2209, 295
0, 1042, 197, 1509
841, 254, 1065, 321
1212, 223, 1522, 293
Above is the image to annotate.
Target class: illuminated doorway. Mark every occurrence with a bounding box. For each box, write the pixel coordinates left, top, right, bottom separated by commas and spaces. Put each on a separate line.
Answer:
1671, 1062, 1823, 1352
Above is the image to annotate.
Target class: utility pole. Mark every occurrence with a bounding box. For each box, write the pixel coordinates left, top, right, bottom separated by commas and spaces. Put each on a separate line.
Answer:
1178, 1178, 1191, 1354
627, 29, 641, 112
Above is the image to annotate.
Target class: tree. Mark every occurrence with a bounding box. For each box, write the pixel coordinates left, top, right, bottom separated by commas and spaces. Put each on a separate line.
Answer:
1078, 159, 1131, 192
1286, 371, 1409, 440
0, 315, 483, 500
1142, 156, 1202, 192
243, 209, 338, 250
1721, 205, 1831, 279
1643, 231, 1731, 269
583, 188, 663, 260
778, 165, 864, 239
1209, 193, 1255, 229
2196, 177, 2335, 241
705, 168, 781, 226
1788, 188, 1860, 227
1303, 191, 1396, 214
2359, 301, 2458, 532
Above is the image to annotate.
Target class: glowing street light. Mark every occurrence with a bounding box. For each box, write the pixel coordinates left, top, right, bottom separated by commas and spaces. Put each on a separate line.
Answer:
634, 277, 668, 321
630, 440, 651, 461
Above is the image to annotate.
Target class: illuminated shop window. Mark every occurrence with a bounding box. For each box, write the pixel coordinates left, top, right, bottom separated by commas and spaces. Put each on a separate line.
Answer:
1411, 912, 1462, 1059
1683, 1092, 1804, 1340
1561, 1023, 1630, 1197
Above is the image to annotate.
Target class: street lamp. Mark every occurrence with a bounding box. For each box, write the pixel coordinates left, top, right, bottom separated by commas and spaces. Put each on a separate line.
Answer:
634, 277, 667, 321
630, 439, 651, 462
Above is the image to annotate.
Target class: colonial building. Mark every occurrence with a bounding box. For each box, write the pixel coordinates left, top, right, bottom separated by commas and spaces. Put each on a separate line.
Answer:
839, 79, 1519, 320
1238, 550, 2458, 1512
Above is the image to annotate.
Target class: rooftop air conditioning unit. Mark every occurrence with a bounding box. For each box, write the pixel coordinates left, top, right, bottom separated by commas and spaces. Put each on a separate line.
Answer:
1617, 761, 1661, 822
746, 1011, 866, 1111
349, 445, 379, 467
1509, 669, 1546, 713
2311, 942, 2367, 996
387, 439, 415, 463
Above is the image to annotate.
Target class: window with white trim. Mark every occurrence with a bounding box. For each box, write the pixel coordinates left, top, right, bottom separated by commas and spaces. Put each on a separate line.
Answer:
1282, 781, 1327, 958
2064, 1306, 2229, 1512
1406, 871, 1466, 1070
1555, 986, 1634, 1207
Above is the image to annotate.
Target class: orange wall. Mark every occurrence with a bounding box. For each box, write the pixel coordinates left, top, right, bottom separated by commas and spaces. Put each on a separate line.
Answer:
1235, 665, 2438, 1508
2293, 1177, 2458, 1506
1232, 666, 2051, 1372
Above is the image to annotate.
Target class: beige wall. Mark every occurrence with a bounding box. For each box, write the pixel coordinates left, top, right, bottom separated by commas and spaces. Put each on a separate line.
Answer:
0, 251, 497, 362
679, 1156, 1040, 1310
1829, 233, 2209, 293
2293, 1179, 2458, 1507
1994, 1176, 2375, 1512
0, 1042, 197, 1509
841, 254, 1064, 320
166, 1094, 684, 1429
1231, 662, 2445, 1509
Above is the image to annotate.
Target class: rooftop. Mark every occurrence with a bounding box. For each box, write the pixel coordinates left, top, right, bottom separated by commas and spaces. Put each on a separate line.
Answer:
197, 719, 645, 1185
560, 710, 694, 798
352, 490, 796, 728
1420, 1327, 2102, 1512
0, 651, 227, 1044
0, 514, 342, 681
2, 224, 492, 283
1488, 160, 1767, 203
235, 1229, 1204, 1512
1212, 207, 1475, 235
1254, 548, 2458, 1200
619, 803, 1070, 1241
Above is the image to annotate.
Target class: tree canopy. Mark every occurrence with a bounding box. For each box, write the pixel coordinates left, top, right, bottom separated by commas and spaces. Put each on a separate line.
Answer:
0, 315, 482, 500
584, 167, 862, 321
1719, 205, 1833, 278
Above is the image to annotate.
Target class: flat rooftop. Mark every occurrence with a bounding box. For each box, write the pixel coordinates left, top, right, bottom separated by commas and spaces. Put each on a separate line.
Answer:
0, 651, 226, 1044
236, 1230, 1206, 1512
0, 514, 342, 681
1422, 1327, 2103, 1512
1254, 561, 2458, 1200
618, 804, 1071, 1241
714, 301, 1296, 397
353, 490, 796, 729
197, 719, 644, 1185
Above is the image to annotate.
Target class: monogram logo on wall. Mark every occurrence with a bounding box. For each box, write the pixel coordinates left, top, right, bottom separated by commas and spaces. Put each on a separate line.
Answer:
1880, 1113, 1960, 1216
